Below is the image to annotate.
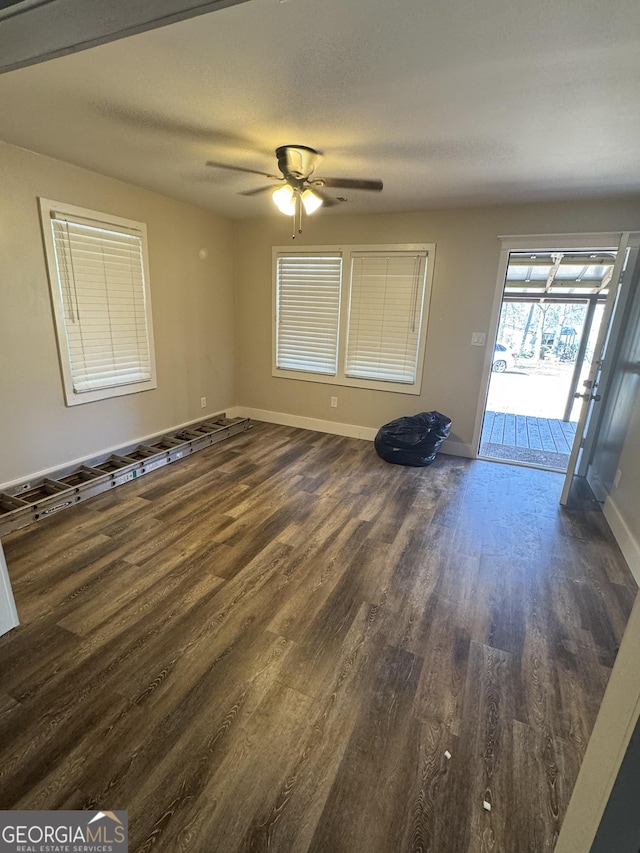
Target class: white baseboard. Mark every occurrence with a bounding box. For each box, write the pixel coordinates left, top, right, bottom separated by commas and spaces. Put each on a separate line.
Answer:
603, 495, 640, 585
233, 406, 475, 458
233, 407, 378, 440
0, 408, 235, 493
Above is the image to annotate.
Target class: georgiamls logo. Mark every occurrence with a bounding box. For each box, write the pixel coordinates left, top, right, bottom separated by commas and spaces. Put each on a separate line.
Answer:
0, 809, 128, 851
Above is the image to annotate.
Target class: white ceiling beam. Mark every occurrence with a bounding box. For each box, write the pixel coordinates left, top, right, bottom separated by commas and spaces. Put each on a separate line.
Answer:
0, 0, 249, 74
507, 254, 615, 267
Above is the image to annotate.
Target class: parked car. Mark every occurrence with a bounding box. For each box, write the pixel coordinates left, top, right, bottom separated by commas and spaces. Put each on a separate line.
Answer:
492, 343, 516, 372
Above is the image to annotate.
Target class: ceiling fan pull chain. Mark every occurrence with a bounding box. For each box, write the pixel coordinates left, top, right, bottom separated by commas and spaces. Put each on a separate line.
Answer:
292, 193, 296, 239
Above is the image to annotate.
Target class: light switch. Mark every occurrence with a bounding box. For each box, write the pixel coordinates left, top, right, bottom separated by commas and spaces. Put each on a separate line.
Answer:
471, 332, 486, 346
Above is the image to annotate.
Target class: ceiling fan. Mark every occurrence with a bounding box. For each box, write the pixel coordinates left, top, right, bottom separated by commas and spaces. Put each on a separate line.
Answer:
206, 145, 383, 236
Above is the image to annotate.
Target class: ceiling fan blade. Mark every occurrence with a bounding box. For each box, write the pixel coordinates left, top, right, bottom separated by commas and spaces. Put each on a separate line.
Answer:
315, 177, 383, 192
206, 160, 280, 180
309, 188, 342, 207
239, 183, 282, 197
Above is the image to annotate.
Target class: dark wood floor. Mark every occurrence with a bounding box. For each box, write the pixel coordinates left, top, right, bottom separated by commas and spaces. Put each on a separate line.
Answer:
0, 422, 636, 852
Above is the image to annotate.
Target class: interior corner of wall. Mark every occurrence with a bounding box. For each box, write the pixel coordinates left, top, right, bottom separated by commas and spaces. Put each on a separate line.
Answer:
441, 438, 475, 459
603, 495, 640, 585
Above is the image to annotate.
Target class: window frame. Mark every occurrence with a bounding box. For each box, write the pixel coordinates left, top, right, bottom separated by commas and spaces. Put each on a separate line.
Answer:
39, 198, 157, 406
272, 243, 434, 394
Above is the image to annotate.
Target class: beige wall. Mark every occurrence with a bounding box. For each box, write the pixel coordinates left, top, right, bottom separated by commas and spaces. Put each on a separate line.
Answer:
0, 141, 236, 486
234, 200, 640, 452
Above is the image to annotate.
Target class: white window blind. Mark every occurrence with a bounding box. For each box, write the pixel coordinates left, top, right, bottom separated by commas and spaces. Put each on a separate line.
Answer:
276, 254, 342, 375
273, 243, 433, 394
50, 213, 152, 394
346, 252, 427, 383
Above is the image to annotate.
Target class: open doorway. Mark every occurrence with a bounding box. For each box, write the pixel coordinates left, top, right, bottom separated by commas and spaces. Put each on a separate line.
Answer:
479, 249, 615, 471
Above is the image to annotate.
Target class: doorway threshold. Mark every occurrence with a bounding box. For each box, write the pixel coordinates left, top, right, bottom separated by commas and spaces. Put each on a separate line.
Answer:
479, 410, 576, 472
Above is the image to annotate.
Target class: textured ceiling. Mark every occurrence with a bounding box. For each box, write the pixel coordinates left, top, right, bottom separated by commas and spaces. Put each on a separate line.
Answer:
1, 0, 640, 217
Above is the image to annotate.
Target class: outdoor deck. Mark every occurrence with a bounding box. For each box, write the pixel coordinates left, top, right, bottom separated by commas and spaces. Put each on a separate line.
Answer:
479, 410, 577, 471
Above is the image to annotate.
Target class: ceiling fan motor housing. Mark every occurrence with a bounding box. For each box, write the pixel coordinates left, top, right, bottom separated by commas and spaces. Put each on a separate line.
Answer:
276, 145, 320, 181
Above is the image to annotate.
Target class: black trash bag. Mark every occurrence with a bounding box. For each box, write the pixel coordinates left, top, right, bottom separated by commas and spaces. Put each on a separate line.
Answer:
374, 411, 452, 466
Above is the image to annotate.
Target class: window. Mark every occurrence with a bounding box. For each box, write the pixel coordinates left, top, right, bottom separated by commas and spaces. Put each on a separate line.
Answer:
39, 199, 157, 406
273, 244, 433, 394
275, 253, 342, 375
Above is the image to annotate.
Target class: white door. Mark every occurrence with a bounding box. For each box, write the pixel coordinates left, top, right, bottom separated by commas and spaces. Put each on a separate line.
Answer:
0, 538, 19, 637
560, 232, 638, 505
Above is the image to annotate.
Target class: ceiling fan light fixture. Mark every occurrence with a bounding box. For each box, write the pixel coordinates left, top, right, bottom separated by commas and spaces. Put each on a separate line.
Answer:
272, 184, 296, 215
301, 188, 323, 215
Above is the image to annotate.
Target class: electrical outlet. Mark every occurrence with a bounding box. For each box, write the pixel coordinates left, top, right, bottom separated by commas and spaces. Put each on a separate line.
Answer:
471, 332, 486, 346
200, 396, 207, 409
330, 396, 338, 408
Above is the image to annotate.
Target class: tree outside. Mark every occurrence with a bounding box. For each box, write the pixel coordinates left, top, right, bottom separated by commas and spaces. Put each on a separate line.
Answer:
497, 300, 595, 362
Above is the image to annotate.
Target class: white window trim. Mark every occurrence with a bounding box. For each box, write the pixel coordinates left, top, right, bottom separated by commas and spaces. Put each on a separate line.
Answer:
272, 243, 435, 395
39, 198, 157, 406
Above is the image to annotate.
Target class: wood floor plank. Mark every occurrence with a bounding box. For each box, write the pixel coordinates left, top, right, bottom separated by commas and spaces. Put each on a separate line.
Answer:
132, 679, 313, 853
396, 716, 459, 853
395, 591, 472, 735
0, 423, 635, 852
110, 539, 294, 705
91, 632, 298, 850
305, 644, 423, 853
267, 516, 372, 643
13, 694, 142, 810
237, 616, 389, 853
465, 642, 519, 852
277, 558, 389, 699
512, 718, 582, 851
